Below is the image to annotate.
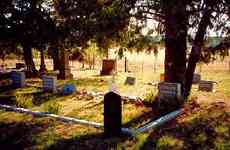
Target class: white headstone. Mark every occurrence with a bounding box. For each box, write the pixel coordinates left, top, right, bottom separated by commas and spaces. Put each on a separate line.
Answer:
198, 80, 217, 92
11, 71, 25, 88
42, 76, 57, 93
158, 82, 181, 100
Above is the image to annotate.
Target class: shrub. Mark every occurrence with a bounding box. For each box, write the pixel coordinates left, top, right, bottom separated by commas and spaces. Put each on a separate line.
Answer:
214, 138, 230, 150
15, 94, 33, 108
43, 102, 62, 114
144, 90, 156, 103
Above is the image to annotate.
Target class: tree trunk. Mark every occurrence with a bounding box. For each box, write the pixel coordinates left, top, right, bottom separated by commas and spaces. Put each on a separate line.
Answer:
163, 0, 187, 95
124, 57, 128, 72
184, 10, 212, 98
23, 44, 37, 76
93, 54, 95, 70
52, 46, 60, 71
82, 62, 85, 69
39, 48, 47, 75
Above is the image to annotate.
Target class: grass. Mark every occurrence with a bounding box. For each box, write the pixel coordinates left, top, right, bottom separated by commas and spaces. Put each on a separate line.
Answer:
156, 135, 184, 150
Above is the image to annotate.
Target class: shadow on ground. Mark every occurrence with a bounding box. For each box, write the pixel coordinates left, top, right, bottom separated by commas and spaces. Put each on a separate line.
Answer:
139, 101, 230, 150
47, 132, 132, 150
0, 120, 49, 150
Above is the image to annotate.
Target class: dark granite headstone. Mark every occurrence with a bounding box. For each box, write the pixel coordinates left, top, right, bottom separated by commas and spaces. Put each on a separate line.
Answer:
104, 92, 122, 137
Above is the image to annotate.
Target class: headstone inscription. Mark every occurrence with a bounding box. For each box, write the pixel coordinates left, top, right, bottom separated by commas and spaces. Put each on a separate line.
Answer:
158, 82, 182, 100
42, 75, 57, 93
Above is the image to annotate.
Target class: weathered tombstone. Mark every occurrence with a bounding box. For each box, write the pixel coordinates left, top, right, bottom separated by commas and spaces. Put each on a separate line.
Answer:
58, 51, 73, 80
63, 84, 76, 95
158, 82, 182, 100
104, 92, 122, 137
193, 73, 201, 84
198, 80, 217, 92
100, 59, 117, 75
124, 76, 136, 85
16, 63, 26, 69
157, 82, 182, 112
11, 71, 26, 88
42, 75, 57, 93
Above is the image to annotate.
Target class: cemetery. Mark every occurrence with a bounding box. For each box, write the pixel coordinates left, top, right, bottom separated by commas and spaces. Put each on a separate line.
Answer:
0, 54, 229, 149
0, 0, 229, 149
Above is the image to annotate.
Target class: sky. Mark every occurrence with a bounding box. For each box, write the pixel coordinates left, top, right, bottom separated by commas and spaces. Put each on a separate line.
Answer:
141, 17, 229, 37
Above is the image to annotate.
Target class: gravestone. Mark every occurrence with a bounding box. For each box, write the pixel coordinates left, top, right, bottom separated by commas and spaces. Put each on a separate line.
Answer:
42, 76, 57, 93
104, 92, 122, 137
58, 51, 73, 80
100, 59, 117, 75
16, 63, 26, 69
193, 73, 201, 84
198, 80, 217, 92
125, 76, 136, 85
157, 82, 182, 112
11, 71, 25, 88
158, 82, 182, 100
